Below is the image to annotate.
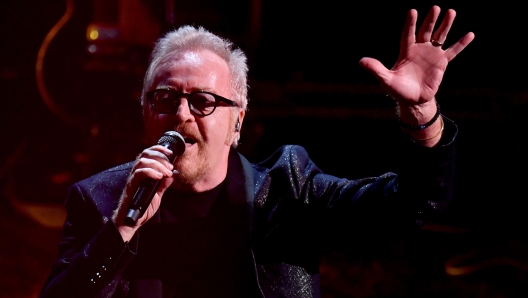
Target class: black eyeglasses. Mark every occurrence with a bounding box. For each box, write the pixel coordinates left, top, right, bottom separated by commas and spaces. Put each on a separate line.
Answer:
146, 88, 239, 117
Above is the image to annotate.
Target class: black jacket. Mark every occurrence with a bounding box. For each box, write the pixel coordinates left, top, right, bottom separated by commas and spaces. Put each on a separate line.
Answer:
40, 117, 457, 298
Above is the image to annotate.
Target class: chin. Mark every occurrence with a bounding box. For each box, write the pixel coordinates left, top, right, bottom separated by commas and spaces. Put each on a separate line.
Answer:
172, 154, 211, 189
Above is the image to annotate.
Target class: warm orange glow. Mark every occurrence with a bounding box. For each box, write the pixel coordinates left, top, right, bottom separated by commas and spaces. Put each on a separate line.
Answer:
89, 29, 99, 40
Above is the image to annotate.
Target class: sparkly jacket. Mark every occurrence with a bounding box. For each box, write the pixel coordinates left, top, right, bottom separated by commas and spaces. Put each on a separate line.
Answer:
40, 117, 457, 298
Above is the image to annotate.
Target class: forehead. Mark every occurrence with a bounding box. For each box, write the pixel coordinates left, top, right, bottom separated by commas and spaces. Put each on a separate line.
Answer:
151, 49, 231, 90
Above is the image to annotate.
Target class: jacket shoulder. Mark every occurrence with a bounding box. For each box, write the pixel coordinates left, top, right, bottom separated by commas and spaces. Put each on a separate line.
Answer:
65, 162, 134, 217
75, 161, 134, 188
253, 145, 310, 169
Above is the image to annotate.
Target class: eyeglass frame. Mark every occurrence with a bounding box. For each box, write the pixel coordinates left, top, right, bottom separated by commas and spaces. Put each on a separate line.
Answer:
146, 88, 239, 117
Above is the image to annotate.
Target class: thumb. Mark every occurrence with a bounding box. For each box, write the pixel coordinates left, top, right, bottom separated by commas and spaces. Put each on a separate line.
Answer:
359, 57, 391, 85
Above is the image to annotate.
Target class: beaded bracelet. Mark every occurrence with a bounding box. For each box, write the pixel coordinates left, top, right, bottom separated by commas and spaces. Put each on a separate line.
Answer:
398, 103, 440, 130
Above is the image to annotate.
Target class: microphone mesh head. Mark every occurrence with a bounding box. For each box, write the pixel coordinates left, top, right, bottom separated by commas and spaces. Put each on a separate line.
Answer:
158, 131, 185, 155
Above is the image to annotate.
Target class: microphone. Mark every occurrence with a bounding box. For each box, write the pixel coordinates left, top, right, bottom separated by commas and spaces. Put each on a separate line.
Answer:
124, 131, 185, 226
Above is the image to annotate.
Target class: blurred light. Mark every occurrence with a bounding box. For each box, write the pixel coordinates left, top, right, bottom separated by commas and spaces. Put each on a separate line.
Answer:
86, 23, 119, 41
88, 44, 97, 53
89, 29, 99, 40
51, 171, 72, 184
73, 153, 90, 163
91, 125, 99, 137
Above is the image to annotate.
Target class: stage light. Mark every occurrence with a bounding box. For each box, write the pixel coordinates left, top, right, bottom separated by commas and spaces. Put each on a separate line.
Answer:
89, 29, 98, 40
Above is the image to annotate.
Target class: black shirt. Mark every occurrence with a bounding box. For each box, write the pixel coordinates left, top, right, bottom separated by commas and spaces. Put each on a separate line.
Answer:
124, 182, 260, 297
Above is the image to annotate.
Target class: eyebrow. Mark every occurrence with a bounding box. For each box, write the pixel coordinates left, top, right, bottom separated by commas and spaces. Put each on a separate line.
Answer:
155, 85, 215, 93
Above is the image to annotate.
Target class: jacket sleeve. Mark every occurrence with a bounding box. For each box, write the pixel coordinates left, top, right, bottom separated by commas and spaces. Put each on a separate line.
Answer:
253, 116, 457, 249
39, 182, 138, 298
312, 116, 456, 227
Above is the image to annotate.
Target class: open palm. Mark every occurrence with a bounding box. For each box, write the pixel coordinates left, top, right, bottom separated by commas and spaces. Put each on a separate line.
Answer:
360, 6, 474, 106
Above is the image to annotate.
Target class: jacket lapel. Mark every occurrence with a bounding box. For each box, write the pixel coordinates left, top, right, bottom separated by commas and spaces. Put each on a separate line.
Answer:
226, 149, 255, 235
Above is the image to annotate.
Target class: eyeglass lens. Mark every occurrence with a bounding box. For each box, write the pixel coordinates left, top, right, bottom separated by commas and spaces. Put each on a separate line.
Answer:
152, 90, 217, 115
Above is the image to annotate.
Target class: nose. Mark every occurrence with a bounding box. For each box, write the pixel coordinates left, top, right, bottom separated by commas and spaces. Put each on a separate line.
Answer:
174, 97, 194, 123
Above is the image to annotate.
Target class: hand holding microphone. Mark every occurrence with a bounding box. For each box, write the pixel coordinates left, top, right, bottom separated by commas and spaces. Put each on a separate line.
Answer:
123, 131, 185, 226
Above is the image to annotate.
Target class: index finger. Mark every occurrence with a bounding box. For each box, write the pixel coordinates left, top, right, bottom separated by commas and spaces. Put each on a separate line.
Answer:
139, 145, 175, 167
149, 144, 174, 157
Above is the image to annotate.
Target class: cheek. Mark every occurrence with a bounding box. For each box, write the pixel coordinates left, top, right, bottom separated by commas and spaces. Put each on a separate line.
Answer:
202, 113, 231, 144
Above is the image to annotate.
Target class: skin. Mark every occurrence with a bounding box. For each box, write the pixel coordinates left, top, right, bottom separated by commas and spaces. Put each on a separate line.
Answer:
360, 6, 474, 147
113, 6, 474, 242
113, 49, 245, 241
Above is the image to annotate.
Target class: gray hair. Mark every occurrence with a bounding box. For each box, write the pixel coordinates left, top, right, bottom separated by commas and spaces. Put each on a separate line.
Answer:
141, 25, 248, 111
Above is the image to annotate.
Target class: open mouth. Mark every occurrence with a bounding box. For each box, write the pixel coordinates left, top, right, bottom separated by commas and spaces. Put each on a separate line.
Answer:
184, 137, 197, 145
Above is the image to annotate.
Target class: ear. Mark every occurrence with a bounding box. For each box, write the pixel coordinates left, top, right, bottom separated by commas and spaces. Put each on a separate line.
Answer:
236, 108, 245, 132
228, 108, 246, 147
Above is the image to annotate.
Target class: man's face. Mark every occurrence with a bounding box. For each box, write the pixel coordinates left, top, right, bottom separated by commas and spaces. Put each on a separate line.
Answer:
144, 49, 242, 191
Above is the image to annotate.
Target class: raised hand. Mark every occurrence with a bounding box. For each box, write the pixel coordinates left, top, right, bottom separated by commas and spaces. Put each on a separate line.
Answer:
359, 6, 474, 146
360, 5, 474, 105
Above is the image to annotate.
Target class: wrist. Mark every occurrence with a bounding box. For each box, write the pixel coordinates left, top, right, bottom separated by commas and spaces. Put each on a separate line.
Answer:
115, 223, 137, 242
112, 208, 138, 242
397, 100, 439, 129
401, 115, 444, 147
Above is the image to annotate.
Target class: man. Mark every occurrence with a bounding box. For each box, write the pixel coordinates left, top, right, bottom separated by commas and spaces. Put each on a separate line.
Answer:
40, 5, 474, 298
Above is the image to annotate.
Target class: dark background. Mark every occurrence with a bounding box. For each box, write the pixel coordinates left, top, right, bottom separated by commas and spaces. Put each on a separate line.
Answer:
1, 0, 527, 297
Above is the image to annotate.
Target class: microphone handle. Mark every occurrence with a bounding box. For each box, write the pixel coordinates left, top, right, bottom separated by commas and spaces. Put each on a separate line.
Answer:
123, 143, 176, 226
123, 178, 162, 226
